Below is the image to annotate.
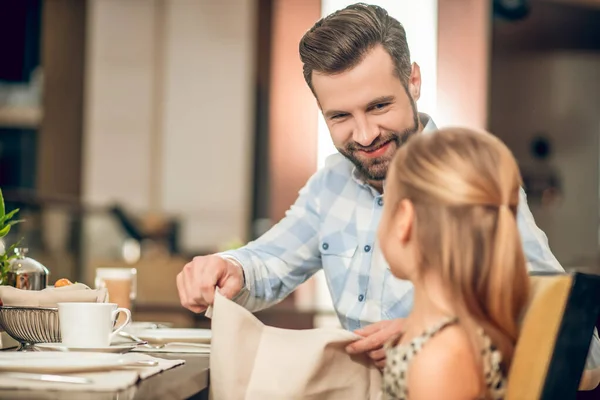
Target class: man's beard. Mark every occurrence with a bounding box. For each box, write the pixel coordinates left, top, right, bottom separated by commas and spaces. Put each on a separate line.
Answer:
338, 105, 419, 182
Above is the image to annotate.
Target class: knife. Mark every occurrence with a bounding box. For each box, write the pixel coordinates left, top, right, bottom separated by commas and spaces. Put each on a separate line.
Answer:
0, 372, 92, 384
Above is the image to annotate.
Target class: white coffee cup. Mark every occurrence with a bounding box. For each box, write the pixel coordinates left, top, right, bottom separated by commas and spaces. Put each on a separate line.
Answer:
58, 302, 131, 348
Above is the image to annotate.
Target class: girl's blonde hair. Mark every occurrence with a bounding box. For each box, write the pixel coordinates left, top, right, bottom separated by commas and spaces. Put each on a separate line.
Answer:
389, 127, 530, 374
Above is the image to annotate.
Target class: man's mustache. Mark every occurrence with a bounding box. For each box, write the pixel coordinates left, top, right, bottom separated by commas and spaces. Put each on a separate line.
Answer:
346, 133, 399, 152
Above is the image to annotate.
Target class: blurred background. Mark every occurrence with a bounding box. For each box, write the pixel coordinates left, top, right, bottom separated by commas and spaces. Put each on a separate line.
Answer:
0, 0, 598, 328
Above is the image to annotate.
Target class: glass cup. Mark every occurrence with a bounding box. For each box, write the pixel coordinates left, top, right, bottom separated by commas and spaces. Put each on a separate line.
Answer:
95, 268, 137, 323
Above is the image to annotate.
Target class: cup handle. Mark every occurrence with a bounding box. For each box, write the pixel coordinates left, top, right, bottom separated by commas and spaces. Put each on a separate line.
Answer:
109, 307, 132, 341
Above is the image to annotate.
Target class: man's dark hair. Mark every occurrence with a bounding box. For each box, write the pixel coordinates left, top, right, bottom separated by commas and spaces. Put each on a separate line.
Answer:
299, 3, 412, 95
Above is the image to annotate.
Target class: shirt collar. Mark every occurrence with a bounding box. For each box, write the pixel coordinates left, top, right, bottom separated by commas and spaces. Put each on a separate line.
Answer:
350, 112, 437, 191
420, 112, 437, 133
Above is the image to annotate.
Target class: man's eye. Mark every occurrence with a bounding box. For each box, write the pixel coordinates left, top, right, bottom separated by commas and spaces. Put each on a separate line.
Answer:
331, 113, 348, 120
373, 103, 389, 110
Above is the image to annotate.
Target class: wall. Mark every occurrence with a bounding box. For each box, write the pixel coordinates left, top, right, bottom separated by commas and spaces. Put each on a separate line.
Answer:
82, 0, 256, 257
490, 0, 600, 267
82, 0, 156, 211
436, 0, 490, 129
269, 0, 320, 223
38, 0, 86, 197
160, 0, 255, 250
490, 53, 600, 266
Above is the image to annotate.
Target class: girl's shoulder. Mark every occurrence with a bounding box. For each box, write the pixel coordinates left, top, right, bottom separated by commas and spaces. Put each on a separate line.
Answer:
384, 321, 507, 400
405, 324, 482, 399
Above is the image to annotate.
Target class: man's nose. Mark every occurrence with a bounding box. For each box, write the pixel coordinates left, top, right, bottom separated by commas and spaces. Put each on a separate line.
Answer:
352, 116, 378, 147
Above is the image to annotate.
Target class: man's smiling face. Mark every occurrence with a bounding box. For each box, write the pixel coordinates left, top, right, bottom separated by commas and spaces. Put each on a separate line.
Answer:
313, 45, 422, 185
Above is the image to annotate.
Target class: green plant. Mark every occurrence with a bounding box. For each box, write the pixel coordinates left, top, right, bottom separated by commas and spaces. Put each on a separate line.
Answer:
0, 188, 24, 284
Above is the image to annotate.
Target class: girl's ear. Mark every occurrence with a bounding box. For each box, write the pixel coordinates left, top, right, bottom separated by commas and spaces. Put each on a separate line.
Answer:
394, 198, 415, 244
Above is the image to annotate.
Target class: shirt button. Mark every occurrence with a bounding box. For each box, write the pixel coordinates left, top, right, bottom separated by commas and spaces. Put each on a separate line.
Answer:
377, 198, 384, 206
358, 294, 364, 302
322, 243, 329, 250
364, 245, 371, 252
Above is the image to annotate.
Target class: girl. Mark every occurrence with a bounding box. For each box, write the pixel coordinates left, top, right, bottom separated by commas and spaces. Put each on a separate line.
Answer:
377, 128, 529, 399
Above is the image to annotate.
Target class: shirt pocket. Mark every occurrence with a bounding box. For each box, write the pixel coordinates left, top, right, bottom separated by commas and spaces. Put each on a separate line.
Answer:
319, 232, 358, 259
319, 232, 358, 305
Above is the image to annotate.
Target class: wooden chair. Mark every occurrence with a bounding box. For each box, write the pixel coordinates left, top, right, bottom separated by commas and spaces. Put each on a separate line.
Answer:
506, 272, 600, 400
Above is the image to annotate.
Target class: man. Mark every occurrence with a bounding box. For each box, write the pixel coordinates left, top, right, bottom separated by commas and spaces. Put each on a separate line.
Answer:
177, 3, 600, 379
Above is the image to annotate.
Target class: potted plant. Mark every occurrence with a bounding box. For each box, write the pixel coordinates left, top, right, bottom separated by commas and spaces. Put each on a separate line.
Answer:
0, 188, 24, 285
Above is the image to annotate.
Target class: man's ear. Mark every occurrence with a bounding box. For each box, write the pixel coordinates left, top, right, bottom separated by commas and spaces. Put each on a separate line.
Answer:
408, 62, 422, 102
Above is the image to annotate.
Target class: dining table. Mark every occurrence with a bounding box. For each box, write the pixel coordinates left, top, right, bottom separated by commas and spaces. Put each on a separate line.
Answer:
0, 352, 210, 400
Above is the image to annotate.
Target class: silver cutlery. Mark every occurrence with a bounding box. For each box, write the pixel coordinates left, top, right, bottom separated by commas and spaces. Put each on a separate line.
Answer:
119, 331, 163, 349
137, 341, 210, 350
151, 342, 210, 349
139, 342, 210, 350
128, 360, 159, 367
146, 323, 170, 329
118, 331, 210, 350
118, 331, 148, 344
0, 372, 92, 384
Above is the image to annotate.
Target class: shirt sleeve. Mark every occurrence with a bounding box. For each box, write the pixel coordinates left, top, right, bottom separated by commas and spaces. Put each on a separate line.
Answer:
585, 329, 600, 370
517, 187, 564, 273
218, 170, 324, 312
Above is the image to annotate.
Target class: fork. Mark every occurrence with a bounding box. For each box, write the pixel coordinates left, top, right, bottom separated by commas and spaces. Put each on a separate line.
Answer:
146, 342, 210, 350
118, 331, 210, 349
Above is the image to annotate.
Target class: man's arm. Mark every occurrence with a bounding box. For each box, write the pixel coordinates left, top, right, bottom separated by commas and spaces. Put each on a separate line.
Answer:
219, 170, 324, 312
516, 187, 563, 273
584, 329, 600, 374
517, 187, 600, 371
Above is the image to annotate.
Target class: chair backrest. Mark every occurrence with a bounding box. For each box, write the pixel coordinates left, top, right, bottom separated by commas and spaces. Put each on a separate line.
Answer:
506, 273, 600, 400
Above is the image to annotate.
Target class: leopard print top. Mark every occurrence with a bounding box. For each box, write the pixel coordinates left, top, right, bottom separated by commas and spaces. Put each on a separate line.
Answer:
382, 317, 506, 400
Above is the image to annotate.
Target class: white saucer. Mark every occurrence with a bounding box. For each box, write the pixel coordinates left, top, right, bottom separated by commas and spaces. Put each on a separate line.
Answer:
35, 342, 138, 354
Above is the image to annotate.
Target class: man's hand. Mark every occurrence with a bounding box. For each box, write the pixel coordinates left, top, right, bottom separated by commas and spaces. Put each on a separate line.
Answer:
176, 255, 244, 313
346, 319, 405, 369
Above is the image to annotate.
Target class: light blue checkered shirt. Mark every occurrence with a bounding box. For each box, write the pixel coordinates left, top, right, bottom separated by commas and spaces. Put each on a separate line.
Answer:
222, 113, 599, 369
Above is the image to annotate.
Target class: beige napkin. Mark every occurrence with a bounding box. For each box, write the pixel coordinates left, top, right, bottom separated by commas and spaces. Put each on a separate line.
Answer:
0, 353, 184, 392
210, 291, 382, 400
0, 283, 108, 307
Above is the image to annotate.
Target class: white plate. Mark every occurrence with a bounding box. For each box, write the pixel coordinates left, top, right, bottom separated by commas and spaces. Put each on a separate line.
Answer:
35, 342, 138, 354
0, 352, 135, 373
134, 328, 212, 344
